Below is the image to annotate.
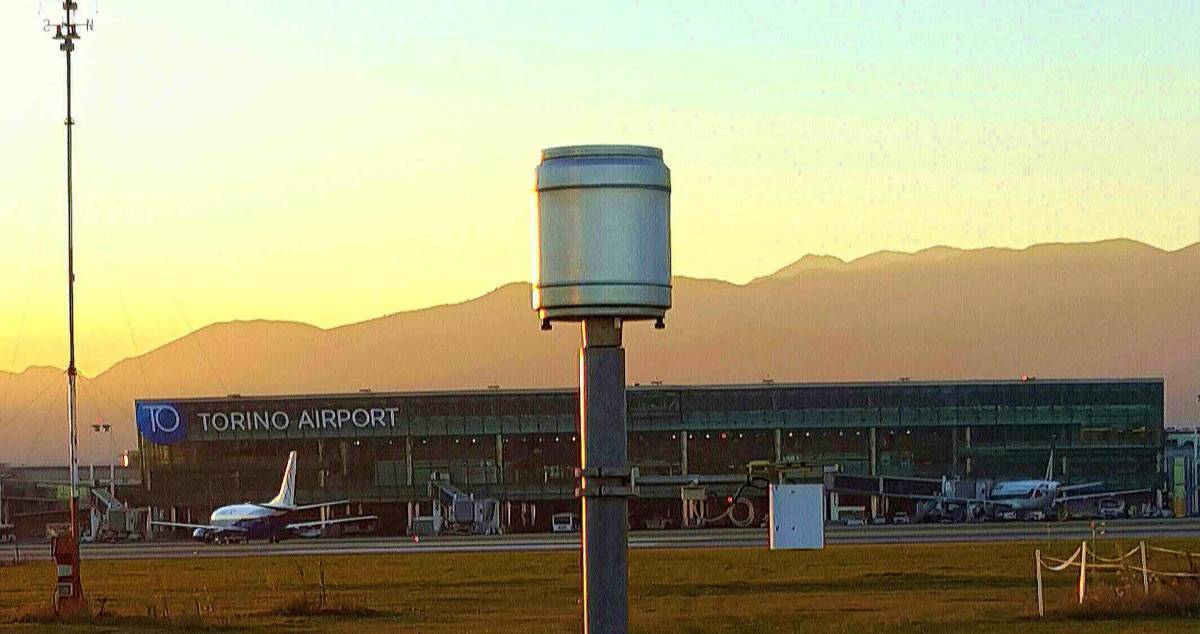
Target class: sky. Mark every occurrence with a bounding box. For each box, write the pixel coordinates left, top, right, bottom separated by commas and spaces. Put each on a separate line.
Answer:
1, 1, 1198, 376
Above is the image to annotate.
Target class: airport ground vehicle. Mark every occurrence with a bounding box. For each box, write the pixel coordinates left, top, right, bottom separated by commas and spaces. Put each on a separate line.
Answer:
0, 523, 14, 544
45, 522, 72, 541
551, 512, 580, 533
892, 512, 909, 525
1098, 498, 1126, 519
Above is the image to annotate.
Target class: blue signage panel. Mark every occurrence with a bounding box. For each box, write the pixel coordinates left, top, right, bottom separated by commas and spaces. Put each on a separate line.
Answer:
135, 402, 187, 445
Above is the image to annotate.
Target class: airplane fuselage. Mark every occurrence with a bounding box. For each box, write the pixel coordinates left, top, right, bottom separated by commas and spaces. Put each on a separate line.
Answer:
192, 504, 289, 542
986, 480, 1059, 517
920, 479, 1063, 522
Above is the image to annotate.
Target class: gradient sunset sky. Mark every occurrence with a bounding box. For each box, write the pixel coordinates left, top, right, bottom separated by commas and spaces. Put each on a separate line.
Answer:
2, 1, 1197, 375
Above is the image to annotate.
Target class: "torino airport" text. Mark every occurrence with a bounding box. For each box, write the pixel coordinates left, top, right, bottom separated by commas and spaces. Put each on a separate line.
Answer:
196, 408, 402, 432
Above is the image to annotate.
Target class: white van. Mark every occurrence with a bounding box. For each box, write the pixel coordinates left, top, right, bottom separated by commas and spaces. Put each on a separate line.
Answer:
551, 512, 580, 533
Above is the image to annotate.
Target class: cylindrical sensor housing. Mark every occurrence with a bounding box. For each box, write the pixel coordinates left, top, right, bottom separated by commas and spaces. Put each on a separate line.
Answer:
533, 144, 672, 322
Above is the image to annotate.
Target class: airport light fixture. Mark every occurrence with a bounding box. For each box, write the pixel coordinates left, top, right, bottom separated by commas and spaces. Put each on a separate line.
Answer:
91, 421, 116, 499
533, 145, 671, 634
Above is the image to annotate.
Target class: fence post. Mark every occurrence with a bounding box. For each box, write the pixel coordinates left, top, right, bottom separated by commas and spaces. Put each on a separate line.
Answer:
1078, 540, 1088, 604
1140, 541, 1149, 594
1035, 549, 1045, 617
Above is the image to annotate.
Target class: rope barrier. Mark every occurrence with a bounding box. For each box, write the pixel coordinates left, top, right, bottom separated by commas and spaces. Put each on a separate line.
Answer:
1035, 540, 1200, 617
1041, 559, 1144, 572
1148, 546, 1200, 558
1042, 559, 1200, 577
1138, 568, 1200, 579
1040, 545, 1083, 572
1092, 544, 1142, 563
1040, 560, 1200, 575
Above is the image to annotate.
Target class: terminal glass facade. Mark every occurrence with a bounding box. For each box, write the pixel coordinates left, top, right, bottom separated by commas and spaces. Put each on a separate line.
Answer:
136, 379, 1164, 528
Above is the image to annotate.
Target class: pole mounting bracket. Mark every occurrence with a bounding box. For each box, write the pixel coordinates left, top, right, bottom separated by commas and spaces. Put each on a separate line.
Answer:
574, 466, 639, 498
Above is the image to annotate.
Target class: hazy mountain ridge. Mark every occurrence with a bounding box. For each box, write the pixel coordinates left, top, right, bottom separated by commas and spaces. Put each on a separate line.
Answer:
1, 239, 1196, 465
757, 245, 968, 280
754, 238, 1172, 282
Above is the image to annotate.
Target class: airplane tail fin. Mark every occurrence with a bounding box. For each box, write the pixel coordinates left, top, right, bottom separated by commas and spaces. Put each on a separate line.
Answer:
267, 451, 298, 509
1044, 439, 1056, 482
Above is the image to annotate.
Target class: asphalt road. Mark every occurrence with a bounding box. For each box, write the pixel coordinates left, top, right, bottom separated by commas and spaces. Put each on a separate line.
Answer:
7, 519, 1200, 561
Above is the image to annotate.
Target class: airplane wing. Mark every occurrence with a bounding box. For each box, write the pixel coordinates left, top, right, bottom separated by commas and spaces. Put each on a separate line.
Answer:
290, 500, 351, 511
254, 499, 351, 512
285, 515, 377, 532
875, 493, 1025, 512
1058, 481, 1105, 493
151, 520, 249, 533
1057, 488, 1152, 504
870, 492, 990, 505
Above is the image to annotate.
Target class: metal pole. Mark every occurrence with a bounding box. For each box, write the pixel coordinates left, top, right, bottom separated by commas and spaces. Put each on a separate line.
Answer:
46, 3, 89, 610
59, 2, 81, 546
1035, 549, 1044, 617
1140, 541, 1149, 594
108, 427, 116, 499
1078, 540, 1087, 604
579, 317, 628, 634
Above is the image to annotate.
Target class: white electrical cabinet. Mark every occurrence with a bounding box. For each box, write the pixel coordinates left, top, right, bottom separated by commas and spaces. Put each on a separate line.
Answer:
769, 484, 825, 550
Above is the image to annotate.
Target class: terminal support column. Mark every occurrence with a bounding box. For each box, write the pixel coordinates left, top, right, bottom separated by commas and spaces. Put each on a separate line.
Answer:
405, 436, 414, 486
869, 428, 877, 476
869, 427, 878, 519
579, 317, 628, 634
965, 426, 973, 476
680, 431, 688, 475
496, 434, 504, 483
952, 428, 958, 474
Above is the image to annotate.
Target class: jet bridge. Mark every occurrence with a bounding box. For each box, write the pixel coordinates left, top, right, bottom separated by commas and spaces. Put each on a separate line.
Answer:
87, 487, 146, 542
825, 474, 1011, 522
823, 473, 945, 499
415, 474, 500, 536
823, 473, 955, 521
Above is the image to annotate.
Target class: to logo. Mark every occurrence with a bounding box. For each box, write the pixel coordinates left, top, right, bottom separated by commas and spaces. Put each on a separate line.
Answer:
143, 405, 180, 432
136, 403, 186, 445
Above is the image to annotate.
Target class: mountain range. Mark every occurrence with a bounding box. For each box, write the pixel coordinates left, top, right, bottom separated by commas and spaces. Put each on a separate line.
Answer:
1, 238, 1196, 465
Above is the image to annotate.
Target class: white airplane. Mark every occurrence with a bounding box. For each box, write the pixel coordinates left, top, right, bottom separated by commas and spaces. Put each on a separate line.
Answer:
913, 446, 1151, 522
153, 451, 376, 543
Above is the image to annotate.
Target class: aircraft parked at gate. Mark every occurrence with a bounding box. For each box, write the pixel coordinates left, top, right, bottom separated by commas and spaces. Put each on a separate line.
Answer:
153, 451, 376, 543
913, 446, 1150, 522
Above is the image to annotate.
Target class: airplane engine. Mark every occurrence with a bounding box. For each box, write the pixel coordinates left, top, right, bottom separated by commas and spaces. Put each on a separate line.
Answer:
192, 528, 211, 543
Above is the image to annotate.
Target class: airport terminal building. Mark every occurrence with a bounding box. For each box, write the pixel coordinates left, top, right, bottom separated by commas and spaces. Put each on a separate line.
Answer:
134, 378, 1165, 532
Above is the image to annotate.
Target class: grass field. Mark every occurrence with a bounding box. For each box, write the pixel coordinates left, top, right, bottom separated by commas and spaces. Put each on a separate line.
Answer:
2, 539, 1199, 633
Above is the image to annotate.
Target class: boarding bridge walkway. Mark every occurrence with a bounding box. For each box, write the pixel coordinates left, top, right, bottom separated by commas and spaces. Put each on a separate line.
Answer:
90, 487, 126, 513
427, 478, 499, 535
